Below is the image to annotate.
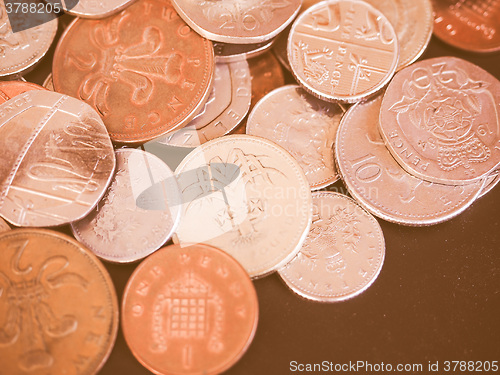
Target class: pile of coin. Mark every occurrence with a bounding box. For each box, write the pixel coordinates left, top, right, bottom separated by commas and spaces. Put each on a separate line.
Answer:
0, 0, 499, 373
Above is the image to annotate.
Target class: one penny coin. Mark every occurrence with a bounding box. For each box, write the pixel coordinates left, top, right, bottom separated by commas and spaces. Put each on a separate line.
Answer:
0, 81, 46, 103
0, 90, 115, 227
53, 0, 214, 144
432, 0, 500, 53
279, 192, 385, 302
288, 0, 399, 103
379, 57, 500, 185
0, 229, 118, 375
122, 243, 258, 375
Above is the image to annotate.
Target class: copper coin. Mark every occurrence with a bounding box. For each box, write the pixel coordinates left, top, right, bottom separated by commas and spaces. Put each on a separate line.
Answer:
170, 0, 302, 44
247, 85, 344, 190
122, 243, 258, 375
43, 73, 55, 91
364, 0, 433, 69
279, 192, 385, 302
62, 0, 139, 19
173, 135, 312, 279
0, 81, 46, 103
432, 0, 500, 53
336, 93, 483, 225
0, 90, 115, 227
288, 0, 399, 103
157, 60, 251, 147
379, 57, 500, 185
214, 39, 276, 63
72, 148, 182, 263
0, 3, 58, 77
53, 0, 214, 144
0, 217, 10, 232
0, 229, 118, 375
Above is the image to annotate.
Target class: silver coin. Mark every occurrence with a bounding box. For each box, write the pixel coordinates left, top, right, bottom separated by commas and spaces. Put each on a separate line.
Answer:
62, 0, 139, 19
72, 149, 181, 263
214, 39, 276, 63
170, 0, 301, 44
157, 60, 251, 147
279, 191, 385, 302
335, 93, 484, 226
0, 3, 58, 77
246, 84, 344, 190
0, 90, 116, 227
287, 0, 399, 103
173, 134, 312, 279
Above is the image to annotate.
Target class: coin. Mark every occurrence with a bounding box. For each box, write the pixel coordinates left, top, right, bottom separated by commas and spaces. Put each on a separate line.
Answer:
0, 81, 46, 103
0, 90, 115, 227
0, 3, 58, 77
173, 135, 312, 278
0, 217, 9, 232
363, 0, 433, 69
157, 60, 251, 147
53, 0, 214, 144
122, 243, 258, 375
288, 0, 399, 103
478, 169, 500, 199
43, 73, 54, 91
336, 93, 483, 225
247, 85, 343, 190
62, 0, 139, 19
170, 0, 301, 44
214, 39, 276, 63
71, 149, 182, 263
379, 56, 500, 185
0, 229, 118, 375
432, 0, 500, 53
279, 192, 385, 302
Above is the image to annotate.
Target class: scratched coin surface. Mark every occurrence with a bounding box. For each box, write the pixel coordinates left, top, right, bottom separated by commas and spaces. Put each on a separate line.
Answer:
214, 40, 275, 63
53, 0, 214, 144
288, 0, 399, 103
71, 149, 182, 263
170, 0, 301, 44
62, 0, 139, 19
0, 3, 58, 77
0, 229, 118, 375
0, 81, 46, 103
336, 94, 483, 225
363, 0, 433, 69
173, 135, 312, 278
0, 90, 115, 227
122, 243, 258, 375
157, 60, 251, 147
247, 85, 344, 190
279, 192, 385, 302
379, 57, 500, 185
432, 0, 500, 53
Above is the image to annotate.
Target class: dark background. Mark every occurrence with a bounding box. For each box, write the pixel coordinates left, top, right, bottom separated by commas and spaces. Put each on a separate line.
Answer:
21, 14, 500, 375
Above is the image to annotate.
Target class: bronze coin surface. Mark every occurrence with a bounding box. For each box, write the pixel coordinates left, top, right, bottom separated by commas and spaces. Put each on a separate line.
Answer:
379, 56, 500, 185
122, 243, 258, 375
0, 81, 46, 103
0, 90, 115, 227
0, 229, 118, 375
432, 0, 500, 53
53, 0, 214, 144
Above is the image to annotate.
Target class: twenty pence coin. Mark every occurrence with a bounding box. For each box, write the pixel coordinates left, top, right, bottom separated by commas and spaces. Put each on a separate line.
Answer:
122, 243, 258, 375
53, 0, 214, 144
336, 93, 483, 225
379, 57, 500, 185
0, 229, 118, 375
173, 135, 312, 278
279, 192, 385, 302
